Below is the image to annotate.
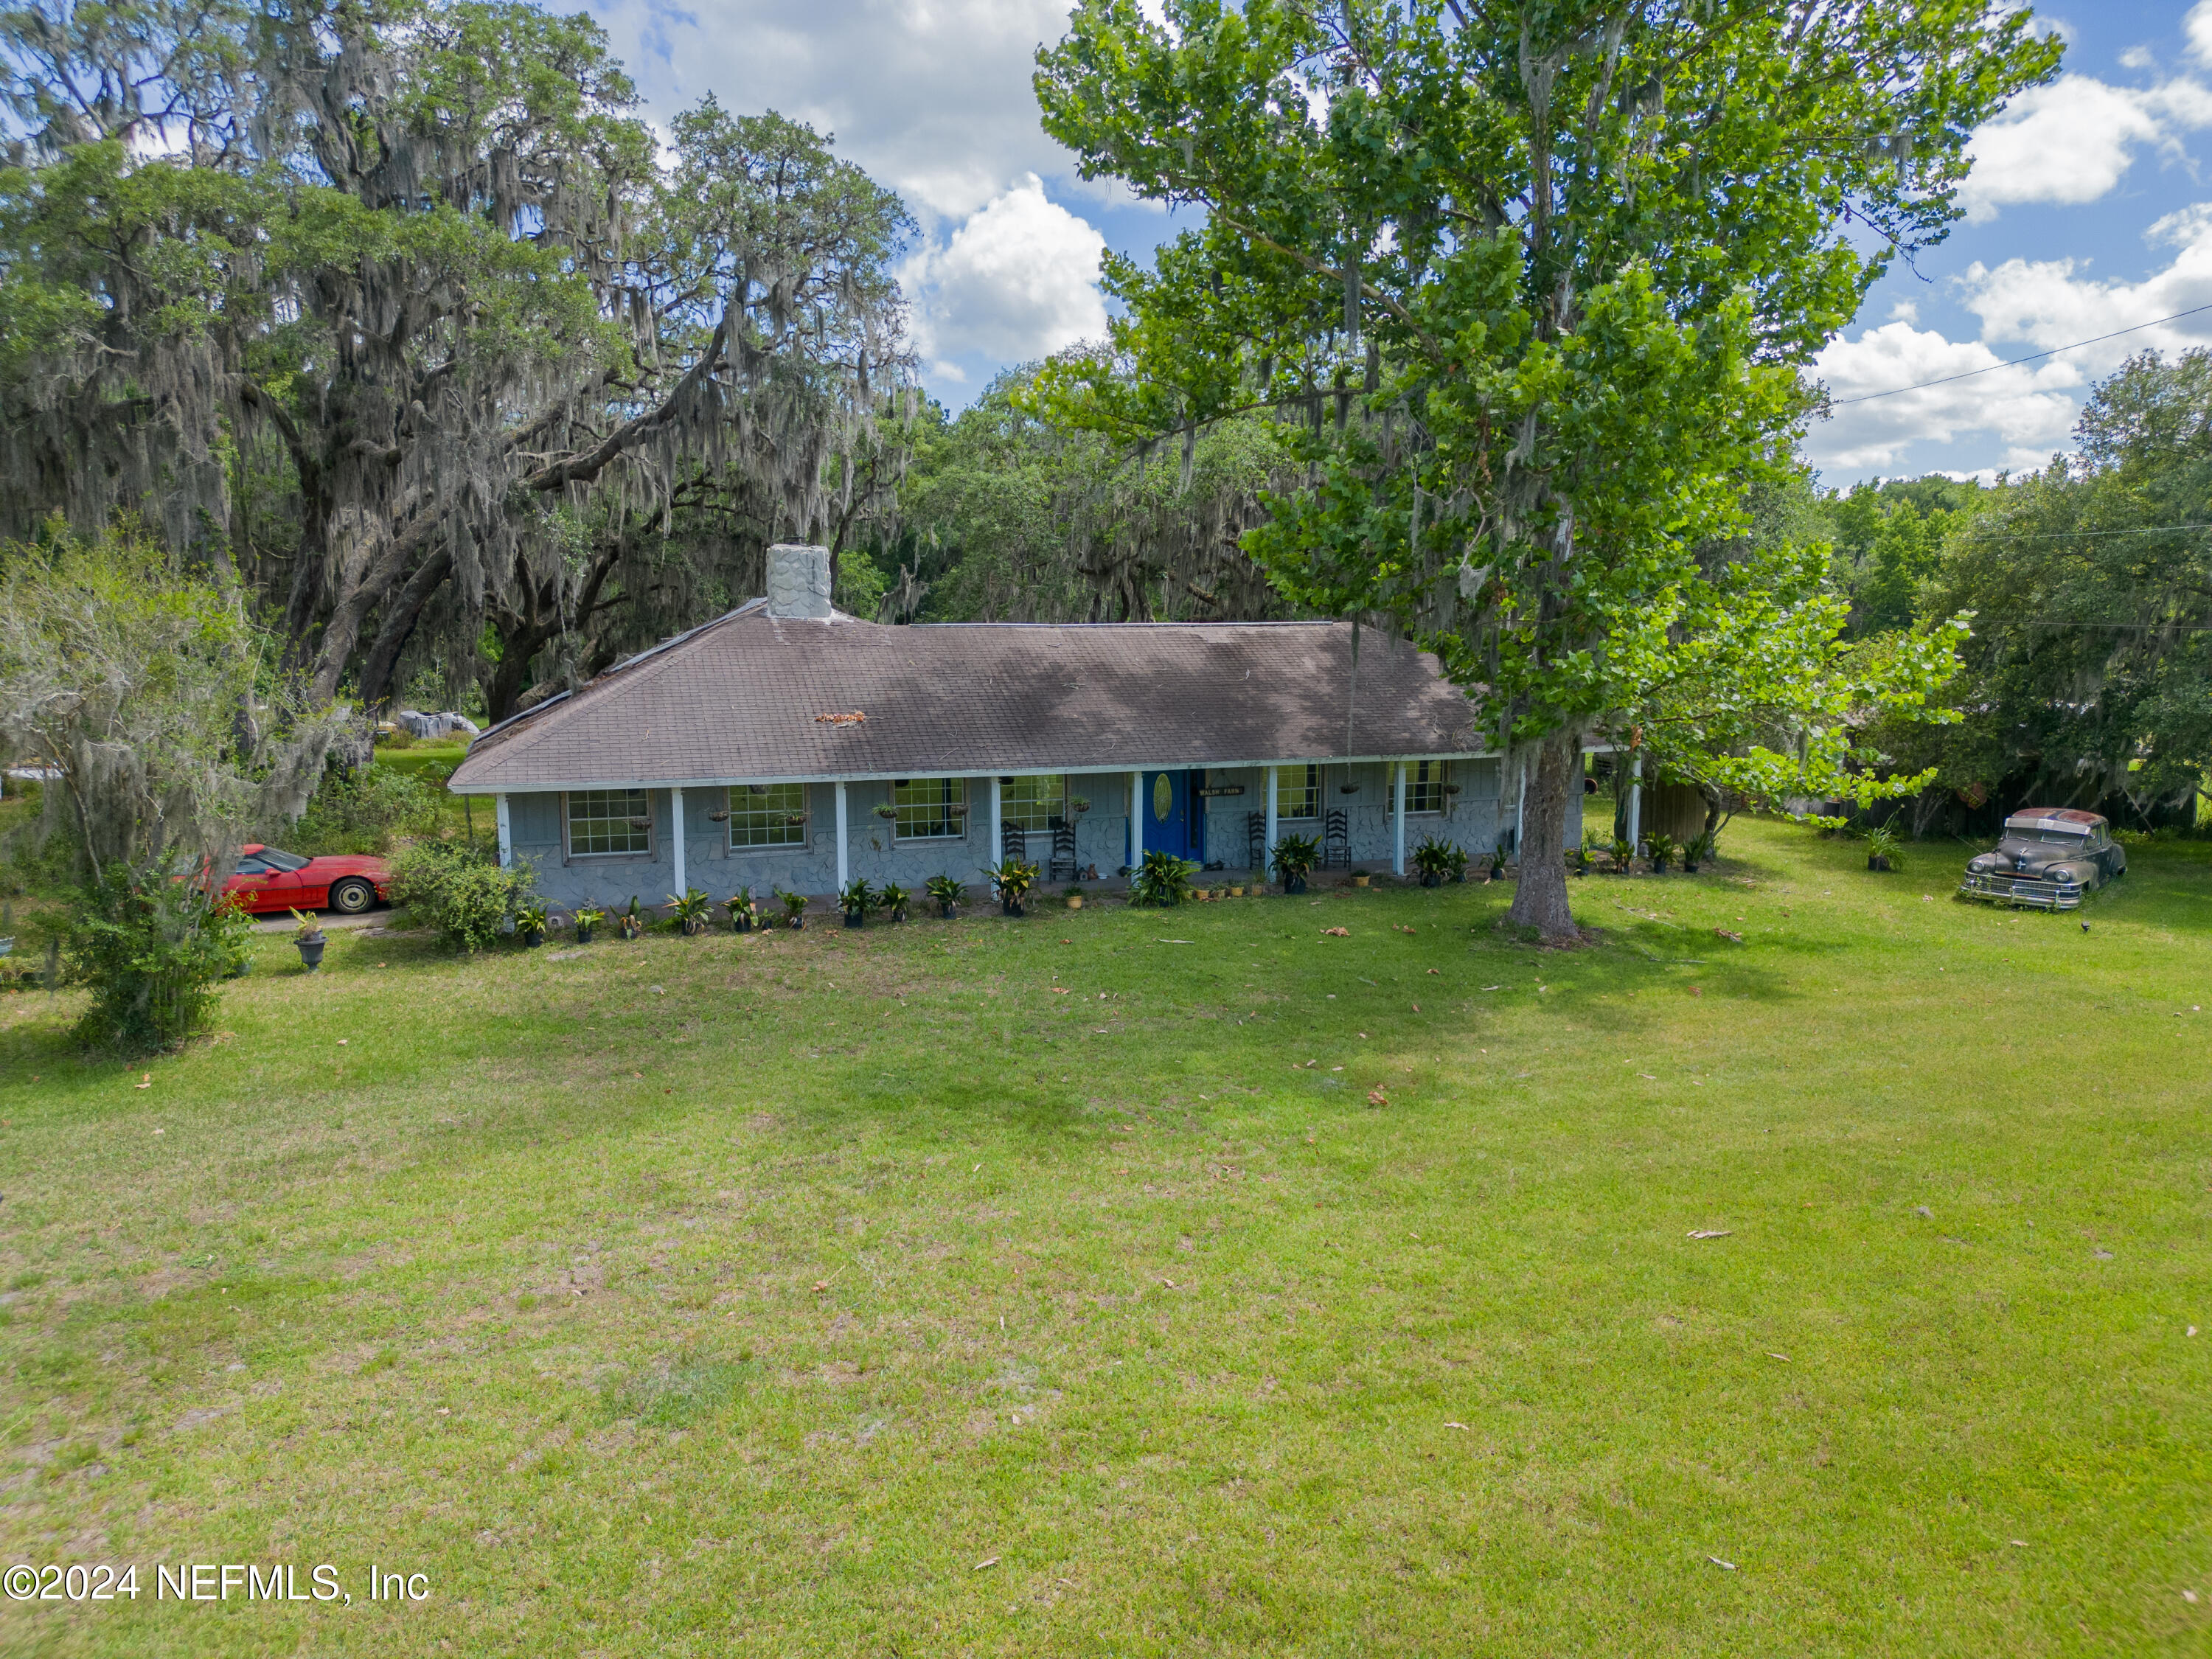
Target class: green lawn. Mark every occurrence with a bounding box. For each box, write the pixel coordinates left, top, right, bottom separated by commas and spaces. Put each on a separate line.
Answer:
1, 818, 2208, 1656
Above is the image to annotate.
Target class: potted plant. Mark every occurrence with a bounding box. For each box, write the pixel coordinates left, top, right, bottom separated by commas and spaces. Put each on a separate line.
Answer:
840, 877, 875, 928
1065, 885, 1086, 911
1647, 839, 1671, 873
1489, 846, 1511, 882
669, 887, 714, 936
1863, 824, 1902, 872
289, 907, 328, 971
1411, 837, 1454, 888
984, 858, 1040, 917
1068, 795, 1091, 816
1126, 849, 1196, 907
1446, 845, 1470, 883
723, 886, 756, 933
572, 906, 605, 945
1610, 835, 1634, 873
879, 882, 910, 922
618, 897, 644, 939
1228, 883, 1244, 897
925, 873, 964, 919
1349, 869, 1371, 888
1270, 833, 1320, 894
774, 887, 809, 929
873, 802, 898, 821
516, 900, 550, 947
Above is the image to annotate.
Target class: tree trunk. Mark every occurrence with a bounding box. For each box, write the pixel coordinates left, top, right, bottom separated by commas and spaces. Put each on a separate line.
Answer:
1508, 727, 1581, 942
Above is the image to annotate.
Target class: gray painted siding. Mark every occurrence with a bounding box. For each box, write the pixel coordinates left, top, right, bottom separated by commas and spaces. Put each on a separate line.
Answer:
502, 757, 1583, 909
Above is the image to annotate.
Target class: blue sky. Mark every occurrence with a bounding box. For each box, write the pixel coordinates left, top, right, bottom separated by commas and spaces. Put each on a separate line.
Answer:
581, 0, 2212, 486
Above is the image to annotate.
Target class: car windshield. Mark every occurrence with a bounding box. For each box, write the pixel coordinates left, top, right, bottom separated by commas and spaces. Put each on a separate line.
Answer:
257, 847, 312, 872
2007, 828, 2087, 847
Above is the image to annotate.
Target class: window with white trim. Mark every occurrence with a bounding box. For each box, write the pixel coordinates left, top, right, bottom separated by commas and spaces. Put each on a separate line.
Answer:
1281, 763, 1321, 820
566, 789, 652, 857
1408, 759, 1446, 814
892, 777, 967, 839
728, 782, 808, 848
1002, 774, 1065, 832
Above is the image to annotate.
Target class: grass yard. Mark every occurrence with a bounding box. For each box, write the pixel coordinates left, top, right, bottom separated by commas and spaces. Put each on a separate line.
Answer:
1, 817, 2208, 1656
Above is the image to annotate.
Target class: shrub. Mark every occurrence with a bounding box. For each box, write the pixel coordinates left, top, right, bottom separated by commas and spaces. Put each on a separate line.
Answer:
289, 765, 441, 856
68, 866, 250, 1054
387, 841, 535, 950
1130, 848, 1197, 906
1270, 832, 1320, 883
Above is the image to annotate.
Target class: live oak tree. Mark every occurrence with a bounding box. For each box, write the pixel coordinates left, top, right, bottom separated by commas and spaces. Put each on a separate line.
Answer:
0, 0, 917, 722
1034, 0, 2059, 937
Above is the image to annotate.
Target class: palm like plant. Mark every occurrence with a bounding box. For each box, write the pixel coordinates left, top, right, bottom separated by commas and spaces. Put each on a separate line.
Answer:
878, 881, 910, 921
1270, 833, 1320, 888
840, 878, 876, 924
1131, 848, 1199, 906
773, 887, 810, 928
669, 887, 714, 933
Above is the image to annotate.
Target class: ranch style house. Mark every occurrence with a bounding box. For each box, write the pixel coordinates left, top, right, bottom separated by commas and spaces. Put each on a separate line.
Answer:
445, 544, 1586, 910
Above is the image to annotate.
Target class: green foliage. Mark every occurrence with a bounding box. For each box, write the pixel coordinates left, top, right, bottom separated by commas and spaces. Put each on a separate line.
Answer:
1268, 833, 1318, 883
1862, 824, 1903, 866
1032, 0, 2054, 931
923, 873, 966, 907
838, 879, 875, 917
515, 900, 550, 936
1128, 848, 1197, 907
773, 888, 809, 926
0, 525, 347, 876
877, 882, 909, 917
667, 888, 713, 928
983, 859, 1041, 904
386, 841, 536, 951
1411, 836, 1456, 879
1914, 351, 2212, 824
572, 906, 606, 936
722, 887, 754, 919
290, 765, 441, 856
67, 866, 250, 1054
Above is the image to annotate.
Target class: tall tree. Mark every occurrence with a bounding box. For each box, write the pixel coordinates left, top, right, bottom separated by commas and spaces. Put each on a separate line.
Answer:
1034, 0, 2058, 937
0, 0, 918, 720
1921, 351, 2212, 825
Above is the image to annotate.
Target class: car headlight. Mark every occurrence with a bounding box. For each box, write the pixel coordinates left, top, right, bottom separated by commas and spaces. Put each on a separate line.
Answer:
1967, 856, 1992, 873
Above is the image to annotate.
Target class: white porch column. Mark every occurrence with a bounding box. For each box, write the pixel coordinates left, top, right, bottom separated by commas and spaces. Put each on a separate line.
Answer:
1265, 765, 1279, 875
1392, 762, 1408, 877
1128, 770, 1144, 869
669, 786, 686, 898
494, 793, 512, 870
834, 782, 849, 892
1627, 751, 1643, 852
990, 775, 1003, 862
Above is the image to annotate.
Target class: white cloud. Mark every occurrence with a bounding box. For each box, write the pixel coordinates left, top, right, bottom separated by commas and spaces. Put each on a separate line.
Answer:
1805, 201, 2212, 477
584, 0, 1074, 223
901, 175, 1108, 372
2188, 0, 2212, 64
1958, 74, 2212, 222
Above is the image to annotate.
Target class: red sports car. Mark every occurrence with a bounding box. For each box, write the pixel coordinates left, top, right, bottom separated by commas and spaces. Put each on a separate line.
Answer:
220, 845, 392, 916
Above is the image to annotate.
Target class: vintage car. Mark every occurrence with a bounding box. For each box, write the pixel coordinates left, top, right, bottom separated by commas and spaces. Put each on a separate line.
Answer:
1958, 807, 2126, 911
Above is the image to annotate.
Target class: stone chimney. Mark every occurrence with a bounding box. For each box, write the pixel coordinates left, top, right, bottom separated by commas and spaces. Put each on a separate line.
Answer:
765, 543, 833, 619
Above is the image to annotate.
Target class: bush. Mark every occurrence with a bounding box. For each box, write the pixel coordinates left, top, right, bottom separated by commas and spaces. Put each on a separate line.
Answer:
386, 841, 535, 950
69, 866, 250, 1054
1130, 848, 1198, 906
289, 765, 441, 856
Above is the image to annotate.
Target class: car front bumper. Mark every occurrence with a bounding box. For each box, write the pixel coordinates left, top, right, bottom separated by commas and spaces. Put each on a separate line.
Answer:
1958, 872, 2084, 910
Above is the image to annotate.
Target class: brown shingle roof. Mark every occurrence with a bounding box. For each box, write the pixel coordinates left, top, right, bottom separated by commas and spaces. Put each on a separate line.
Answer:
448, 605, 1488, 792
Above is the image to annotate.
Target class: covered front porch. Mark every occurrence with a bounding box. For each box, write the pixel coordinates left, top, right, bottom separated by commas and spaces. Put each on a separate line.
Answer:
487, 754, 1546, 912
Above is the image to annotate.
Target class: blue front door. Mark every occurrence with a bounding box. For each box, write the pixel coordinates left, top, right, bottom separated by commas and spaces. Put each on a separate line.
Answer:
1132, 770, 1206, 864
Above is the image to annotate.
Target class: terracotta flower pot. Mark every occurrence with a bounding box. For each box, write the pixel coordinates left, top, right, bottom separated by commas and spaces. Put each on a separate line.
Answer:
1067, 894, 1084, 910
1351, 875, 1370, 888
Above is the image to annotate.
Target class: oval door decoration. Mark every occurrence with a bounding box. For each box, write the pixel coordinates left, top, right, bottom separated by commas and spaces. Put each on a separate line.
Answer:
1153, 773, 1172, 822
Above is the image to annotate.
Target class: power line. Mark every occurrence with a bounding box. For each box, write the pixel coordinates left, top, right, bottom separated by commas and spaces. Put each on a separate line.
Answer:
1824, 302, 2212, 406
1964, 523, 2212, 540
